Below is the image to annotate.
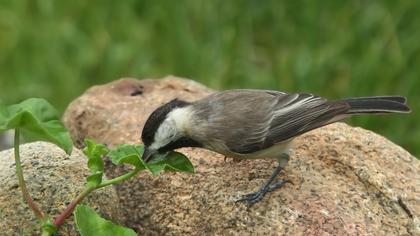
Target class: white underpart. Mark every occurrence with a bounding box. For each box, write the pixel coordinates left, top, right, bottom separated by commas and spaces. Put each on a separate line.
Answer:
149, 106, 194, 150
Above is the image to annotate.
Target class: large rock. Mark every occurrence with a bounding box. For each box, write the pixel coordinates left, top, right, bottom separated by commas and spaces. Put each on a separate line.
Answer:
0, 142, 121, 235
63, 76, 419, 235
0, 130, 13, 151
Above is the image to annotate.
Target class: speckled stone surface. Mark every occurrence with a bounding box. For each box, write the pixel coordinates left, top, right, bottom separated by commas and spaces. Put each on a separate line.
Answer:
63, 76, 419, 235
0, 142, 121, 235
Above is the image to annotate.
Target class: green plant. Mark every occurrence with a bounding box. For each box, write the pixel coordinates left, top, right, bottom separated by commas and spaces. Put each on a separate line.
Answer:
0, 98, 194, 235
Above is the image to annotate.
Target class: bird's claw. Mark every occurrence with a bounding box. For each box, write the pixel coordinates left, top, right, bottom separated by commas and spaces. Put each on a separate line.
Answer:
236, 191, 265, 205
236, 179, 290, 206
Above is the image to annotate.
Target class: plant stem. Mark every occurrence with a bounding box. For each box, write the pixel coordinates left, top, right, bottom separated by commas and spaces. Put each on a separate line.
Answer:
14, 128, 45, 221
97, 168, 140, 188
52, 167, 140, 227
53, 186, 94, 227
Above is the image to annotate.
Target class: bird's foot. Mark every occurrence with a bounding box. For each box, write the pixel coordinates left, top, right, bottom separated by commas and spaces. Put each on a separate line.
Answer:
236, 179, 289, 206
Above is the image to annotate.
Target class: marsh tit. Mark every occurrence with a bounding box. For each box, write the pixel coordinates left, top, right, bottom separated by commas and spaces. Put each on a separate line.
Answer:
141, 89, 410, 205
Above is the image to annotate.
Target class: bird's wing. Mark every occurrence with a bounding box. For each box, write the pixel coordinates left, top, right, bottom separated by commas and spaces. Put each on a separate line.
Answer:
263, 93, 350, 148
209, 91, 350, 154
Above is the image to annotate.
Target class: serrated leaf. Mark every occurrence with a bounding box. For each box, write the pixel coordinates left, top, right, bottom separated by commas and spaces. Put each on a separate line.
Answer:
0, 98, 73, 154
75, 205, 136, 236
107, 144, 144, 169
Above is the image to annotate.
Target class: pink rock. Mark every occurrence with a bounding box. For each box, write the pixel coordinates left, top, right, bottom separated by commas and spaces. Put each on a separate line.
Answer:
64, 76, 419, 235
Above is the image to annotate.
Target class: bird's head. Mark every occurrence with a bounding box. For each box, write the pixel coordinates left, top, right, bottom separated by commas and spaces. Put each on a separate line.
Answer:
141, 98, 194, 162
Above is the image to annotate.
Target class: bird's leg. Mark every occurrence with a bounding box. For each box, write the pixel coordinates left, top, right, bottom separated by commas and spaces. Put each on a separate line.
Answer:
237, 153, 290, 205
237, 164, 286, 205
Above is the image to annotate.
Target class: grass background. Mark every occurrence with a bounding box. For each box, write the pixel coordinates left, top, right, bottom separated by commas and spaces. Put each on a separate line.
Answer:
0, 0, 419, 156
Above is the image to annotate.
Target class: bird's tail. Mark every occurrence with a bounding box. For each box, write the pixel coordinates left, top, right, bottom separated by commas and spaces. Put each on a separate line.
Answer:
342, 96, 411, 114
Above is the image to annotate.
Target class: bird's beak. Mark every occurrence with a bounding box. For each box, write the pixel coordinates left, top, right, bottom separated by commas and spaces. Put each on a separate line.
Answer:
142, 147, 156, 163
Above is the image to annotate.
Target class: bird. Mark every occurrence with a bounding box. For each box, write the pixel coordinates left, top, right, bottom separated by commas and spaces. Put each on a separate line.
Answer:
140, 89, 410, 205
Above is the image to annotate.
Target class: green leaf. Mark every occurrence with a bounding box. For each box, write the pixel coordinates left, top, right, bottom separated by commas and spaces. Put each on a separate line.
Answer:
75, 205, 136, 236
107, 144, 144, 169
0, 98, 73, 154
83, 139, 109, 187
41, 219, 57, 235
106, 143, 194, 176
86, 172, 103, 188
83, 139, 108, 173
147, 151, 195, 176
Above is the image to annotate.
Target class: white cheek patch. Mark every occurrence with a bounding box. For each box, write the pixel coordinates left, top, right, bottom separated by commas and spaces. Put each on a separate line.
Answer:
149, 106, 192, 151
169, 107, 192, 130
150, 120, 176, 150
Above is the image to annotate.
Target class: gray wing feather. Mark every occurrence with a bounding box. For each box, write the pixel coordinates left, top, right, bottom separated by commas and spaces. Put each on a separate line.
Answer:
229, 93, 339, 153
265, 94, 349, 146
193, 90, 350, 154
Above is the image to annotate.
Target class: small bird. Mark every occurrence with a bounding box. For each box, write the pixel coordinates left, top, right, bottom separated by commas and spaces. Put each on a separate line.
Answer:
141, 89, 410, 205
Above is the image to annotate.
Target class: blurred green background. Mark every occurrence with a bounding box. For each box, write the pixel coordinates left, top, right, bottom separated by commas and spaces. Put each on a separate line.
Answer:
0, 0, 419, 156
